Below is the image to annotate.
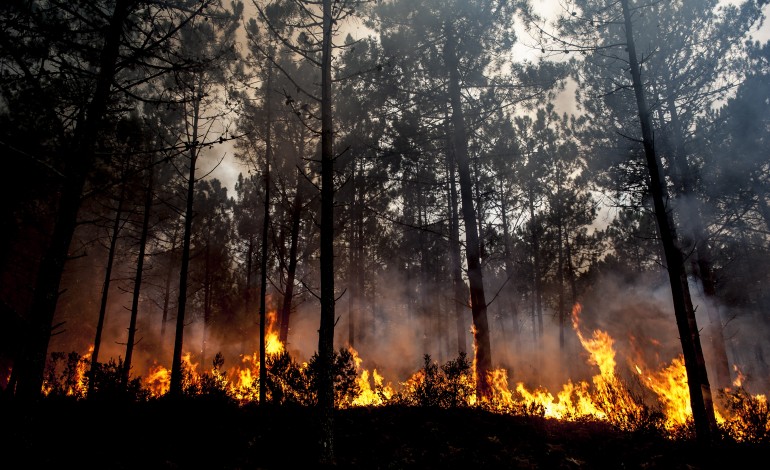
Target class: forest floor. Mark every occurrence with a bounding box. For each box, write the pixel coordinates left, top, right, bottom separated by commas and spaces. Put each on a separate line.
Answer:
3, 399, 769, 469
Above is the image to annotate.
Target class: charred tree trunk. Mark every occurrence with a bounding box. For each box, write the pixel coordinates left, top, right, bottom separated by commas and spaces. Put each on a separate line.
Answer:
13, 0, 134, 400
89, 168, 128, 396
160, 227, 178, 345
355, 174, 365, 345
557, 221, 565, 351
201, 235, 212, 368
348, 157, 359, 348
258, 60, 273, 406
444, 22, 492, 399
318, 0, 336, 462
279, 167, 304, 346
170, 71, 204, 398
621, 0, 717, 446
123, 163, 154, 388
242, 235, 254, 352
446, 138, 467, 355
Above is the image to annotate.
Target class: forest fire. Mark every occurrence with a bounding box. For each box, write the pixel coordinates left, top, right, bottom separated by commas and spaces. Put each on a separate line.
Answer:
34, 303, 768, 443
3, 1, 769, 466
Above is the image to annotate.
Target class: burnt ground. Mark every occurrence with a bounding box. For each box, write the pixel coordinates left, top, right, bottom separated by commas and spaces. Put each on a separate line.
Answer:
3, 399, 769, 469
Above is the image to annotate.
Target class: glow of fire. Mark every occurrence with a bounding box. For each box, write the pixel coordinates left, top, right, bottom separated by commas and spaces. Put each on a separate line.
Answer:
348, 347, 394, 407
46, 304, 768, 442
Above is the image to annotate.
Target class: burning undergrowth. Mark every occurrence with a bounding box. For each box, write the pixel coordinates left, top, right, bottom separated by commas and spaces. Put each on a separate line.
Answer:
35, 302, 770, 446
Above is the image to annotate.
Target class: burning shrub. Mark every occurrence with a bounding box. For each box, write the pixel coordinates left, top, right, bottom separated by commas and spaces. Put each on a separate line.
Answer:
43, 351, 148, 402
719, 387, 770, 444
178, 355, 204, 398
393, 353, 474, 408
266, 350, 312, 405
43, 351, 89, 399
591, 376, 662, 433
198, 353, 234, 403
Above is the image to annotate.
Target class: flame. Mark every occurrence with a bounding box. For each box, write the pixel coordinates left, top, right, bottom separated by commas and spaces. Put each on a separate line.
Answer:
265, 310, 284, 356
347, 346, 394, 407
635, 356, 691, 429
41, 345, 93, 398
45, 302, 769, 442
733, 364, 746, 388
146, 362, 171, 397
70, 345, 93, 398
510, 303, 644, 428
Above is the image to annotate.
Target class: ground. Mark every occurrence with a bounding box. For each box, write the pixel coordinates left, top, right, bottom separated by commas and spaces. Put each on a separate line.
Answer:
3, 399, 769, 469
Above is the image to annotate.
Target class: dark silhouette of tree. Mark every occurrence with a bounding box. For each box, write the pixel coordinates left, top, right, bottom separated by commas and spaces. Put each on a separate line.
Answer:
122, 158, 154, 389
6, 0, 142, 400
165, 1, 243, 398
250, 0, 372, 461
0, 0, 229, 400
542, 0, 723, 445
88, 152, 131, 397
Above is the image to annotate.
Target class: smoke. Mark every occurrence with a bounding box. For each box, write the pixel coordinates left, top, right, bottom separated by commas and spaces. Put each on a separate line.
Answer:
41, 213, 769, 398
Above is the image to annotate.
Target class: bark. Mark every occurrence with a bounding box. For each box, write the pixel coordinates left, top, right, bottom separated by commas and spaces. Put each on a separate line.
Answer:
13, 0, 134, 400
122, 163, 153, 388
355, 177, 365, 344
278, 167, 303, 346
160, 227, 178, 344
170, 71, 203, 398
89, 169, 127, 396
557, 221, 565, 350
621, 0, 717, 446
444, 22, 492, 399
258, 60, 272, 406
446, 140, 467, 355
348, 157, 358, 348
318, 0, 336, 462
201, 234, 212, 367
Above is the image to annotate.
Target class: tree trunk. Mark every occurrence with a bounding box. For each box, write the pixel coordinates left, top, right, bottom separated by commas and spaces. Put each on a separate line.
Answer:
13, 0, 134, 400
170, 71, 204, 398
444, 22, 492, 399
318, 0, 336, 462
355, 174, 365, 345
621, 0, 717, 446
161, 227, 178, 345
279, 167, 303, 346
348, 158, 358, 348
557, 221, 565, 350
201, 235, 212, 368
89, 168, 127, 396
123, 163, 153, 388
447, 143, 467, 355
258, 60, 273, 406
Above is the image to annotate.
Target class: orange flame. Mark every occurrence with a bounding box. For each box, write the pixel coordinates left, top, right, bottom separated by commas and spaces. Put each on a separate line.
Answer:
50, 301, 768, 442
347, 346, 394, 407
